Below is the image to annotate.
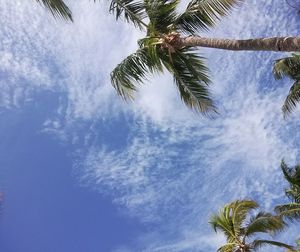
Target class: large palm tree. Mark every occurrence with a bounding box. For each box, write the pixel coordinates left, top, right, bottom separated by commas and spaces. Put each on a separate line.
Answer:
36, 0, 73, 21
273, 54, 300, 117
210, 200, 294, 252
275, 160, 300, 221
111, 0, 300, 113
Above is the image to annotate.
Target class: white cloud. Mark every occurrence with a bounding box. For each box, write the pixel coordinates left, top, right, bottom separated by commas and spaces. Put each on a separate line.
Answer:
0, 0, 142, 117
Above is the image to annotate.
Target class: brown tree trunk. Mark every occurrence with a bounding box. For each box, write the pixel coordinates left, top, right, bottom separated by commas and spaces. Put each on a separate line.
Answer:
177, 36, 300, 52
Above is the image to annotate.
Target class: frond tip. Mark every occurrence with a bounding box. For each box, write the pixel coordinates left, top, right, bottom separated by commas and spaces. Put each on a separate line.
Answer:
245, 212, 285, 236
252, 239, 295, 251
275, 203, 300, 221
109, 0, 147, 29
36, 0, 73, 21
176, 0, 244, 34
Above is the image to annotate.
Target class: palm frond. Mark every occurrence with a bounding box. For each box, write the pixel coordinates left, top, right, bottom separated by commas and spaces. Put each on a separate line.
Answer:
244, 212, 285, 236
273, 54, 300, 80
36, 0, 73, 21
210, 213, 236, 243
217, 243, 237, 252
159, 48, 216, 114
283, 81, 300, 117
281, 160, 300, 201
231, 200, 258, 237
251, 239, 295, 251
111, 48, 158, 100
275, 203, 300, 221
175, 0, 243, 34
145, 0, 179, 34
109, 0, 147, 30
281, 160, 298, 185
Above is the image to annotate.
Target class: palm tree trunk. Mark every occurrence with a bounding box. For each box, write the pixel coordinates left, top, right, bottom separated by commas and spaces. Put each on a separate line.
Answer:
178, 36, 300, 52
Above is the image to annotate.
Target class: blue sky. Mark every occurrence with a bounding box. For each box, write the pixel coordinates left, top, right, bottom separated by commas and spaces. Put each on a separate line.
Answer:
0, 0, 300, 251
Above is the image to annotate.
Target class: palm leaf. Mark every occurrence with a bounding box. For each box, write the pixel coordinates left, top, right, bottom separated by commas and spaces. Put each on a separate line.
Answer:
251, 239, 295, 251
281, 160, 300, 201
210, 213, 237, 243
36, 0, 73, 21
145, 0, 179, 34
159, 48, 216, 114
109, 0, 147, 30
110, 48, 156, 100
217, 243, 238, 252
244, 212, 285, 236
275, 203, 300, 221
282, 81, 300, 117
281, 160, 299, 185
230, 200, 258, 237
273, 54, 300, 117
175, 0, 243, 34
273, 54, 300, 80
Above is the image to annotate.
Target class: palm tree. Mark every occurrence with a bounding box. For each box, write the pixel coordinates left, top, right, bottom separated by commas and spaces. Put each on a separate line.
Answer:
35, 0, 73, 21
275, 160, 300, 221
210, 199, 294, 252
111, 0, 300, 113
273, 54, 300, 117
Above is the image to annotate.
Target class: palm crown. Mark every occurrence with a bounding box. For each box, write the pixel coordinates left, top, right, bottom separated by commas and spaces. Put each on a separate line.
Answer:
110, 0, 243, 114
210, 200, 293, 252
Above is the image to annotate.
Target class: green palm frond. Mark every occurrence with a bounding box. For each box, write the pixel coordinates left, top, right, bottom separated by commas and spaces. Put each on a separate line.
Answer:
281, 160, 300, 186
244, 212, 285, 237
273, 54, 300, 80
251, 239, 295, 251
273, 54, 300, 116
217, 243, 237, 252
145, 0, 179, 34
175, 0, 243, 34
159, 48, 216, 114
111, 48, 157, 100
275, 203, 300, 221
282, 81, 300, 116
281, 160, 300, 202
231, 200, 258, 237
109, 0, 147, 29
210, 214, 236, 243
36, 0, 73, 21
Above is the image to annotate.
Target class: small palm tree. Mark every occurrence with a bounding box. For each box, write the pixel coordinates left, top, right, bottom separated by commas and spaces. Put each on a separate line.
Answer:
36, 0, 73, 21
111, 0, 300, 113
273, 54, 300, 117
210, 200, 294, 252
275, 160, 300, 221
